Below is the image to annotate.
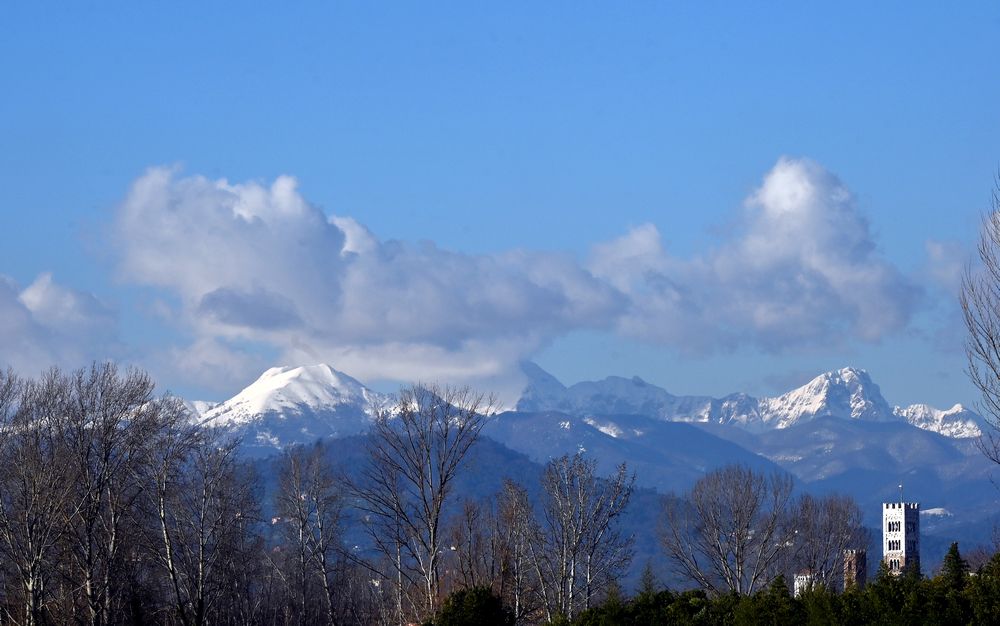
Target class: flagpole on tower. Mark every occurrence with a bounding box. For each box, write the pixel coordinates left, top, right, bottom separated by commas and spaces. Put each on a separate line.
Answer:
899, 483, 903, 503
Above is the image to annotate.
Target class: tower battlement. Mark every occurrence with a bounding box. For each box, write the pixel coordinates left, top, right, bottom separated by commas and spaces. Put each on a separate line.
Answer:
883, 502, 920, 510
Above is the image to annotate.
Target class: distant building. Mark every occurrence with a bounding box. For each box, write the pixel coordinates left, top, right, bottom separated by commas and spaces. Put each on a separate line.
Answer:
793, 571, 815, 597
844, 549, 867, 590
883, 502, 920, 575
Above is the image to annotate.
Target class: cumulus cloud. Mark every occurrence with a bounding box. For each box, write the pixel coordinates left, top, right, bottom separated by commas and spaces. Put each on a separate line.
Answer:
0, 273, 117, 374
109, 157, 922, 396
589, 157, 923, 352
113, 167, 624, 393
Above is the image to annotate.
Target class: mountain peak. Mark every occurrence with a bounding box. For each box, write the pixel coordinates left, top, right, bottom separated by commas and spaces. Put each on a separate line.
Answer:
219, 363, 372, 416
200, 363, 384, 455
519, 361, 565, 390
517, 361, 568, 412
762, 366, 892, 428
259, 362, 350, 384
803, 367, 874, 393
831, 366, 869, 381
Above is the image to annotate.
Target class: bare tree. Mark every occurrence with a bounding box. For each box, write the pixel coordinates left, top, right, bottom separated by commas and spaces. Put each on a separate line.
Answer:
962, 184, 1000, 464
530, 454, 634, 622
449, 499, 501, 592
661, 464, 795, 596
150, 427, 260, 626
0, 370, 79, 626
494, 480, 541, 625
353, 384, 499, 623
59, 363, 178, 626
787, 493, 869, 590
578, 462, 635, 612
274, 442, 345, 626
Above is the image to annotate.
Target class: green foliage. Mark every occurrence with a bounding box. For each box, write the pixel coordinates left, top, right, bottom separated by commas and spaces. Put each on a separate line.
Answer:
940, 542, 969, 592
918, 542, 971, 625
967, 551, 1000, 624
573, 588, 628, 626
429, 586, 513, 626
733, 576, 804, 626
797, 585, 842, 626
562, 552, 1000, 626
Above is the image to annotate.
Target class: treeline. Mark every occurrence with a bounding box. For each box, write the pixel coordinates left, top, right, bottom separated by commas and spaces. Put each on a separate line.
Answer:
0, 363, 994, 626
560, 543, 1000, 625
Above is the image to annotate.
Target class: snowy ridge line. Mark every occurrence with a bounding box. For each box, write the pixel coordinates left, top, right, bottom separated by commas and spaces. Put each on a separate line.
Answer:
517, 364, 984, 439
183, 362, 984, 457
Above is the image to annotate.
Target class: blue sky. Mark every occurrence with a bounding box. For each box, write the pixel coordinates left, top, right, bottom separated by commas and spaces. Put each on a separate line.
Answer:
1, 2, 999, 406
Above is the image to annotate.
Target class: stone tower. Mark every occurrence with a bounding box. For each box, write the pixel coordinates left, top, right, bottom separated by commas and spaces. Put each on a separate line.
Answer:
844, 549, 867, 589
883, 502, 920, 574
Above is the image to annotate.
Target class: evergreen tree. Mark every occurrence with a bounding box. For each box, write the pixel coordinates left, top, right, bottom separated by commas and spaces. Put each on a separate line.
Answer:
966, 551, 1000, 624
866, 560, 905, 622
940, 542, 969, 592
630, 565, 674, 626
431, 586, 513, 626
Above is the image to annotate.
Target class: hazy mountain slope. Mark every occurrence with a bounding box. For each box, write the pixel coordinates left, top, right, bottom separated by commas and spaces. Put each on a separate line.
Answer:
697, 417, 998, 529
484, 410, 787, 493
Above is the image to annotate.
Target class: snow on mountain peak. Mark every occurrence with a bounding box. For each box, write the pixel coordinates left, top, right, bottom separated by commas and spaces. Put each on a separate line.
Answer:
759, 367, 894, 429
205, 364, 378, 423
893, 403, 982, 438
201, 364, 385, 455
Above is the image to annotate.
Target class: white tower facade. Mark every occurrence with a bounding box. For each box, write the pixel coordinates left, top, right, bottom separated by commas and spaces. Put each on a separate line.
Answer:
882, 502, 920, 574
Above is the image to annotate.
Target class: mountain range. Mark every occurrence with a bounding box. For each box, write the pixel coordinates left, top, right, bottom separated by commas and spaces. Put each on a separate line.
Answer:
193, 362, 1000, 566
516, 362, 984, 438
195, 362, 984, 451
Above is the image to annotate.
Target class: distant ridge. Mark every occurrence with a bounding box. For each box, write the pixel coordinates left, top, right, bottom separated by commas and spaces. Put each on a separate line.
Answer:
189, 362, 984, 459
516, 364, 983, 438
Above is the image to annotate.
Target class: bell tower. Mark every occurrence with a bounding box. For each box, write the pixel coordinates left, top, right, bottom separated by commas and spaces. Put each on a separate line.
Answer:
882, 500, 920, 575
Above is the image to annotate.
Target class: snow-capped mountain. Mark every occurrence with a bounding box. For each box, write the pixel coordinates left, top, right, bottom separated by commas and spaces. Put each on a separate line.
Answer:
200, 364, 385, 456
757, 368, 894, 428
517, 362, 761, 429
191, 362, 984, 460
893, 403, 983, 439
517, 364, 984, 438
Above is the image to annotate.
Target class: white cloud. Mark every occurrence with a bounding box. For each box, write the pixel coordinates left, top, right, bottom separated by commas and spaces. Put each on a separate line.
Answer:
154, 337, 271, 396
113, 167, 623, 394
589, 157, 923, 352
108, 158, 923, 397
0, 273, 117, 375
